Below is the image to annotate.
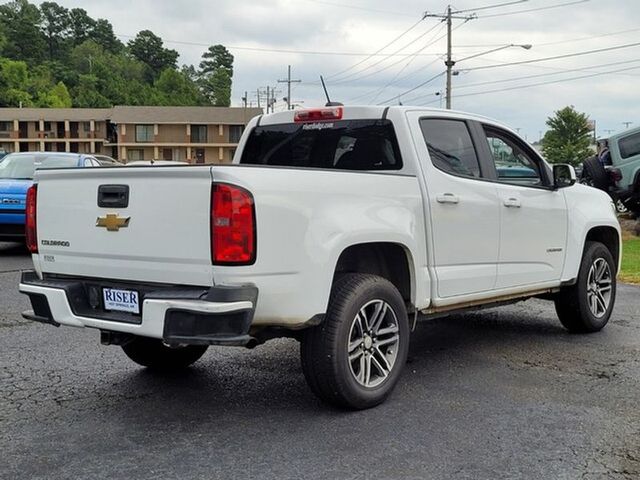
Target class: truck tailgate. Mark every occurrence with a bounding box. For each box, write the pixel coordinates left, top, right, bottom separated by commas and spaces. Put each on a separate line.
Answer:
34, 166, 214, 286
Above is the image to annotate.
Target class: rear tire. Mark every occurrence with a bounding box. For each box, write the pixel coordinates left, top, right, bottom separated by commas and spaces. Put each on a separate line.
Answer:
121, 336, 208, 370
581, 157, 609, 191
300, 274, 410, 409
554, 241, 616, 333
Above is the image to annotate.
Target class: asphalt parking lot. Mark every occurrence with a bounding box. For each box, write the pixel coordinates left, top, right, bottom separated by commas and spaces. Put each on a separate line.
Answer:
1, 241, 639, 480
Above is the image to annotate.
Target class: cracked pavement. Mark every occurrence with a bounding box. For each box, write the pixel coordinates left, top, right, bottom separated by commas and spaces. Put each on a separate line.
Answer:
1, 241, 639, 479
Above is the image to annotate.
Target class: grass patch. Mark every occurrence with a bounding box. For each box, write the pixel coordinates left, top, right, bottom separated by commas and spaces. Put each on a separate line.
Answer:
620, 236, 640, 284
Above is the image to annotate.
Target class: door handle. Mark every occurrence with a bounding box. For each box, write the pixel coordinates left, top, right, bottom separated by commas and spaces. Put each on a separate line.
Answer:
503, 197, 521, 208
436, 193, 459, 204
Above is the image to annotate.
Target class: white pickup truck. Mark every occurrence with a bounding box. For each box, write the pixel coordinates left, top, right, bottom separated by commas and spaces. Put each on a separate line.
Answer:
19, 106, 621, 409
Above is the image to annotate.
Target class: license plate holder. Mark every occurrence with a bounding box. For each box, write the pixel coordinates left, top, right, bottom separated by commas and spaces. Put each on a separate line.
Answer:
102, 287, 140, 315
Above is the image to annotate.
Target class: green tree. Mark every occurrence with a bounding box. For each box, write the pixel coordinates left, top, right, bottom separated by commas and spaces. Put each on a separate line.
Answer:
542, 106, 593, 166
0, 0, 46, 64
127, 30, 178, 80
68, 8, 96, 46
91, 18, 122, 53
198, 44, 233, 106
200, 68, 231, 106
36, 81, 72, 107
0, 58, 33, 106
199, 44, 233, 76
71, 74, 110, 107
155, 68, 204, 105
39, 1, 70, 61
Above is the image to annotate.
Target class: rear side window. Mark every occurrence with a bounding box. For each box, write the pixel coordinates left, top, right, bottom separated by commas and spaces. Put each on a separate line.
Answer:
419, 119, 481, 178
619, 132, 640, 159
240, 119, 402, 170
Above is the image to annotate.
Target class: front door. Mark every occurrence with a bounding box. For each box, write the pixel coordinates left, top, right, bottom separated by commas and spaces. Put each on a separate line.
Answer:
410, 114, 501, 299
479, 125, 568, 288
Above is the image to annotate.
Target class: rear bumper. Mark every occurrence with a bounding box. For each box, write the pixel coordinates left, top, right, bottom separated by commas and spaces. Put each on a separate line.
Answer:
19, 271, 258, 346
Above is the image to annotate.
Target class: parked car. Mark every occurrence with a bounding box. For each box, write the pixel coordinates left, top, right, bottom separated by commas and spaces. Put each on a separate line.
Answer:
93, 154, 123, 166
0, 152, 100, 242
581, 126, 640, 215
18, 107, 620, 409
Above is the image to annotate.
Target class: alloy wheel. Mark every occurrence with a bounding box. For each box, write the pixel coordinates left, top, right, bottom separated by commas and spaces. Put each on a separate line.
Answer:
586, 258, 613, 318
347, 299, 400, 388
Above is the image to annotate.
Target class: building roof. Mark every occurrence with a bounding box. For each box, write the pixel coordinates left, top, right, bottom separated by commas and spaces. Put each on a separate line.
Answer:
0, 108, 111, 122
0, 106, 264, 125
110, 106, 263, 124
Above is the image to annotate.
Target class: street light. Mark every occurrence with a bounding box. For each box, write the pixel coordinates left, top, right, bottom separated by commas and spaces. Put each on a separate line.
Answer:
446, 44, 532, 107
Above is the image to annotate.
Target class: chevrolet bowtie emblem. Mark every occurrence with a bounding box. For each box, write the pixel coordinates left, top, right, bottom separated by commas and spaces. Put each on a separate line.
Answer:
96, 214, 130, 231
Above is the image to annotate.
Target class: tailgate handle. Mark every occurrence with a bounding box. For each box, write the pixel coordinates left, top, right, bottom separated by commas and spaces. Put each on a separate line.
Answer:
98, 185, 129, 208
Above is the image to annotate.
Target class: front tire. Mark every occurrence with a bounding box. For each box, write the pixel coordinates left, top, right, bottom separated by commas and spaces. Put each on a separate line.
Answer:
300, 274, 410, 409
121, 336, 208, 370
555, 241, 616, 333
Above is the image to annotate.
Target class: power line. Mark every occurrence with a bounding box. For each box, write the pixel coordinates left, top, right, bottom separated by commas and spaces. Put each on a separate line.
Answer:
403, 57, 640, 104
463, 41, 640, 71
478, 0, 589, 18
115, 32, 446, 57
452, 0, 528, 14
325, 17, 425, 79
455, 57, 640, 90
449, 64, 640, 100
333, 22, 446, 84
377, 71, 446, 105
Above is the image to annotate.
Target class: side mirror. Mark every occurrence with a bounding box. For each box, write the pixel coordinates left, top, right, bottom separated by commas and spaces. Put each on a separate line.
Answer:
553, 164, 576, 189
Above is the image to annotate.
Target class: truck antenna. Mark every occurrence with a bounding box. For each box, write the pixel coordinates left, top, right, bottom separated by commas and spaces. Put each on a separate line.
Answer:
320, 75, 343, 107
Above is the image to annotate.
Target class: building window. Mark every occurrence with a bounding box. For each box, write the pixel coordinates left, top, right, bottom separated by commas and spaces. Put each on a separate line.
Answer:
127, 149, 144, 161
43, 122, 51, 132
191, 125, 207, 143
0, 122, 12, 132
229, 125, 244, 143
135, 124, 154, 143
82, 122, 91, 132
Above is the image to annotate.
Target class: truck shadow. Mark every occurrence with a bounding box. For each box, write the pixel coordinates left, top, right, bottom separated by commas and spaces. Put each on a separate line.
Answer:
100, 300, 577, 420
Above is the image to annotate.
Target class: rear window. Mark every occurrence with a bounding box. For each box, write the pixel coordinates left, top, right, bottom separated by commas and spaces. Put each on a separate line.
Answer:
619, 132, 640, 159
239, 119, 402, 170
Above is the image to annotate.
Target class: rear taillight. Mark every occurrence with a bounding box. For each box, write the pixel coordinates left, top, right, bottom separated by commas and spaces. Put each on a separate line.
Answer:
211, 183, 256, 265
25, 184, 38, 253
608, 168, 623, 184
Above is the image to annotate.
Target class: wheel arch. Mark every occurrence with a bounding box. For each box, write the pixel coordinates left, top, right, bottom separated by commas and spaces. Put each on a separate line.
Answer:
585, 225, 621, 274
332, 242, 415, 313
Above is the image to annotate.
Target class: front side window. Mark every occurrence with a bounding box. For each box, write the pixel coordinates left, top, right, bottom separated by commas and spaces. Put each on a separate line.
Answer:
484, 127, 542, 186
619, 132, 640, 159
135, 125, 154, 143
240, 119, 402, 171
420, 119, 481, 178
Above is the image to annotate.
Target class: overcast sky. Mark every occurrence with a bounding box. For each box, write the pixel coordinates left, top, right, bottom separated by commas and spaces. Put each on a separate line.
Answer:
37, 0, 640, 140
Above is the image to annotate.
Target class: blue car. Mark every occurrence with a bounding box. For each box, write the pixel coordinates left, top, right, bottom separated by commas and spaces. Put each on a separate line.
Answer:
0, 152, 101, 242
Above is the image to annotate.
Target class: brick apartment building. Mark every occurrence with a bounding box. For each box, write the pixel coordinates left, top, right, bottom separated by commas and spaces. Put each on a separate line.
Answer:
0, 105, 263, 164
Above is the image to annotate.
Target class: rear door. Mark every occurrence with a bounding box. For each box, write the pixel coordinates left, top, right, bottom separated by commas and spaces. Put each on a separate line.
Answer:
408, 114, 500, 298
477, 124, 568, 288
35, 166, 214, 286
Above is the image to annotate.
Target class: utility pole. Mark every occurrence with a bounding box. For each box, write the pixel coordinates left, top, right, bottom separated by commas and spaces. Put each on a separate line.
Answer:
424, 6, 476, 109
256, 88, 261, 109
623, 121, 633, 129
278, 65, 301, 110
